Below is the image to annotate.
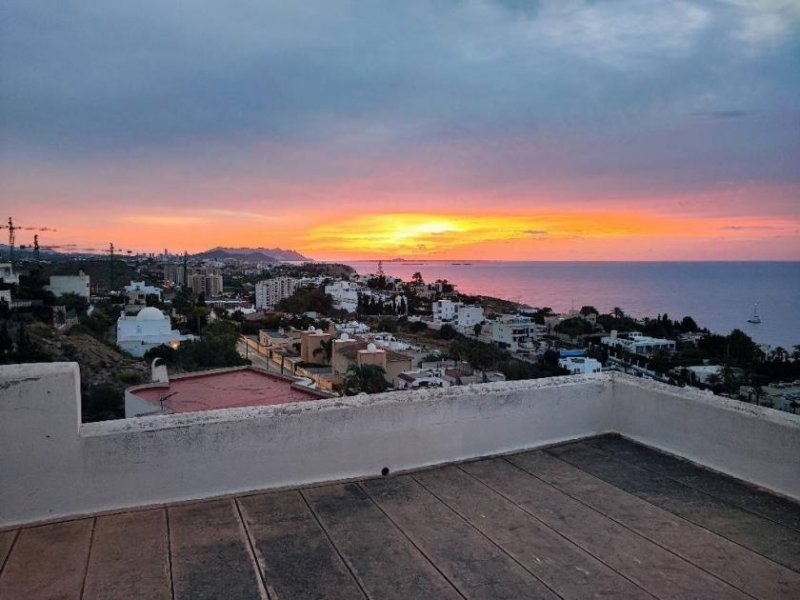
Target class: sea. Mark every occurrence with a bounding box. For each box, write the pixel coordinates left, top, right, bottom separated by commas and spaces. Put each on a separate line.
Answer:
343, 261, 800, 350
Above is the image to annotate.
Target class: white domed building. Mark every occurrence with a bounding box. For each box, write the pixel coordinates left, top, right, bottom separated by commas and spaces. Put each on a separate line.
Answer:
116, 307, 195, 357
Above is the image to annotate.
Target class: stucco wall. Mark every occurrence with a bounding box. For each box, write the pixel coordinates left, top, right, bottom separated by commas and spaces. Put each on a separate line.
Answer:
2, 362, 799, 529
612, 376, 800, 500
1, 363, 613, 527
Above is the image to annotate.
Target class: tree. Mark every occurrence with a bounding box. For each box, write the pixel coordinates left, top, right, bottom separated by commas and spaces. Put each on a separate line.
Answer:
312, 338, 333, 364
554, 317, 593, 340
377, 317, 398, 333
439, 324, 458, 340
412, 272, 424, 285
680, 316, 698, 331
0, 322, 12, 362
344, 364, 388, 395
473, 323, 483, 336
14, 323, 49, 363
407, 321, 428, 334
579, 306, 599, 316
57, 292, 88, 314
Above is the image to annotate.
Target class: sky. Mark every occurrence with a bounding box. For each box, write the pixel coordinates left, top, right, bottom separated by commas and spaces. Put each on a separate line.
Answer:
1, 0, 799, 261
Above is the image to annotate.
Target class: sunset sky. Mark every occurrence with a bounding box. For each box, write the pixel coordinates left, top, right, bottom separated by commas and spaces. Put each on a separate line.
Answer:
1, 1, 799, 260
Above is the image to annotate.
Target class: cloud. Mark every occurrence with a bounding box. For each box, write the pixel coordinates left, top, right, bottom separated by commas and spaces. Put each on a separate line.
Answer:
691, 110, 750, 119
1, 0, 799, 260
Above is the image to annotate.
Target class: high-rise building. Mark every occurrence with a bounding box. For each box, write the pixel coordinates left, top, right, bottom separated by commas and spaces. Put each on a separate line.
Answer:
163, 264, 187, 286
255, 277, 300, 309
189, 273, 223, 297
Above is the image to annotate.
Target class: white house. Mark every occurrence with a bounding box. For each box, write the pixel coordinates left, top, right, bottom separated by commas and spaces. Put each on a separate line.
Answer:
47, 272, 90, 299
324, 280, 361, 313
487, 315, 536, 353
124, 281, 162, 305
456, 305, 484, 329
116, 307, 194, 357
602, 331, 676, 356
433, 299, 461, 322
559, 356, 603, 375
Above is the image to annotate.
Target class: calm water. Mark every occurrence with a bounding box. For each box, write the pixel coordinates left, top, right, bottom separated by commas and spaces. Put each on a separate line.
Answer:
345, 261, 800, 350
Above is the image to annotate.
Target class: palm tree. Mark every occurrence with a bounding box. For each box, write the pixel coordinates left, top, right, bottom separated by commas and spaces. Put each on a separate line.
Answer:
344, 364, 388, 395
770, 346, 788, 362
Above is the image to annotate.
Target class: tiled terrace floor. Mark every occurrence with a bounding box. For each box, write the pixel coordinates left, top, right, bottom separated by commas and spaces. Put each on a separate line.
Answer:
2, 435, 799, 599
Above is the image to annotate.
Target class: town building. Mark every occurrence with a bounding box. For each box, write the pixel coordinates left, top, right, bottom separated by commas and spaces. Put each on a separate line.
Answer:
684, 365, 723, 384
331, 337, 413, 388
46, 271, 90, 299
189, 273, 223, 297
602, 331, 676, 356
432, 299, 460, 322
124, 281, 162, 305
0, 289, 11, 305
124, 366, 329, 418
324, 280, 361, 312
559, 356, 603, 375
255, 277, 300, 309
396, 369, 448, 389
162, 263, 187, 286
335, 320, 371, 335
0, 263, 19, 285
740, 381, 800, 412
116, 306, 194, 357
456, 305, 484, 329
486, 315, 536, 353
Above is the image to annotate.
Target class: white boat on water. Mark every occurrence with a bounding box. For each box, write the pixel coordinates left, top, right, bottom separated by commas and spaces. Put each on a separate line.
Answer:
747, 304, 761, 324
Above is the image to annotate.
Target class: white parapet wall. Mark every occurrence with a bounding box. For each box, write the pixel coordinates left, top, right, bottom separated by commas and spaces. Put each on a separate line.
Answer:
612, 376, 800, 501
1, 363, 613, 528
1, 363, 799, 528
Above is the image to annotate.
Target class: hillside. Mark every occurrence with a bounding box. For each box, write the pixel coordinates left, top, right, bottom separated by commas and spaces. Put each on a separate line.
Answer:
194, 247, 310, 262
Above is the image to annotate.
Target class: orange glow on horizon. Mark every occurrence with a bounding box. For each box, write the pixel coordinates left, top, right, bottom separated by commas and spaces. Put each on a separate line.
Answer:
20, 206, 798, 262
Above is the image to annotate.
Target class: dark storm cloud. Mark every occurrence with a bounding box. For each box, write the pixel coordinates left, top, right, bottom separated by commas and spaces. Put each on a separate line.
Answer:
1, 0, 799, 203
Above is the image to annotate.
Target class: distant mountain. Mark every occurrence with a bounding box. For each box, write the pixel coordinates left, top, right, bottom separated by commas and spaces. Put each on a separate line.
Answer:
194, 246, 311, 262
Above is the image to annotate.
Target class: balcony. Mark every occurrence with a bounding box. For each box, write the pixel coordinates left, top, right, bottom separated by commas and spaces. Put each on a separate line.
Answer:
1, 363, 799, 598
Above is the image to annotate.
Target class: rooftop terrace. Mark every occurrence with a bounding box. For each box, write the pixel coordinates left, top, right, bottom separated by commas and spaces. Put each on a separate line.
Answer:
125, 367, 326, 416
1, 435, 799, 599
1, 362, 799, 598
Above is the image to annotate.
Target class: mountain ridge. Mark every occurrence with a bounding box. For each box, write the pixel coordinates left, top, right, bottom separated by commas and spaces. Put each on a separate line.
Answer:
193, 246, 311, 262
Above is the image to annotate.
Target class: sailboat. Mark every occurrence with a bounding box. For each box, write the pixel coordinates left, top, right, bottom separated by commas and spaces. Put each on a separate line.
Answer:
747, 304, 761, 324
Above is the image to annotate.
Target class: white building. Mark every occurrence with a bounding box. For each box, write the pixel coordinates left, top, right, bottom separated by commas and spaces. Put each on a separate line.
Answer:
255, 277, 300, 309
116, 307, 194, 357
433, 299, 461, 322
335, 320, 371, 335
685, 365, 723, 384
560, 356, 603, 375
0, 289, 11, 305
124, 281, 162, 305
602, 331, 676, 356
456, 305, 484, 329
0, 263, 19, 285
47, 272, 90, 299
487, 315, 536, 353
325, 280, 361, 312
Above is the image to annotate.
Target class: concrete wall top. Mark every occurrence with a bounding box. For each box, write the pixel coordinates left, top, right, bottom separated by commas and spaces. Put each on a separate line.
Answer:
2, 362, 798, 527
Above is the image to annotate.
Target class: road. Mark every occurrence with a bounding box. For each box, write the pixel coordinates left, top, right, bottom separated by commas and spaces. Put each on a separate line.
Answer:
236, 340, 276, 373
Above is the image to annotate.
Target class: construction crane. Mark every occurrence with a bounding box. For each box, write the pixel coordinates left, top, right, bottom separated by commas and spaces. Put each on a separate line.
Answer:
1, 217, 56, 266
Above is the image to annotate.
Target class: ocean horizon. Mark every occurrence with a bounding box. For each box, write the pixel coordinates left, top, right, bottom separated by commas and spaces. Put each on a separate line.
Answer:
343, 260, 800, 350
